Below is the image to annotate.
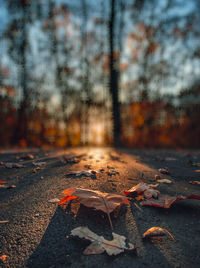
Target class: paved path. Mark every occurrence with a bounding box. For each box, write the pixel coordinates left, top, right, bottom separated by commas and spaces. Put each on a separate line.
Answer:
0, 148, 200, 267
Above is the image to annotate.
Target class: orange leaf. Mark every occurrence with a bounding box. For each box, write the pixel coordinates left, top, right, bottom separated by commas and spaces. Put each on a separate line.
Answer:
143, 227, 174, 240
60, 187, 129, 229
59, 195, 78, 205
0, 254, 8, 262
135, 195, 144, 201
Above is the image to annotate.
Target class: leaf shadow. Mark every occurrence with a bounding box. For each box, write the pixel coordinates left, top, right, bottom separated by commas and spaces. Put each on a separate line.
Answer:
26, 203, 130, 268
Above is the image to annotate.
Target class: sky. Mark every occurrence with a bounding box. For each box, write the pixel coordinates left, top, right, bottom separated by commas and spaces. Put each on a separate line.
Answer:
0, 0, 200, 105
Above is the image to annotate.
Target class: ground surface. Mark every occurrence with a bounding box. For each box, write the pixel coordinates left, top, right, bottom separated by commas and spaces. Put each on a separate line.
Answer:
0, 147, 200, 268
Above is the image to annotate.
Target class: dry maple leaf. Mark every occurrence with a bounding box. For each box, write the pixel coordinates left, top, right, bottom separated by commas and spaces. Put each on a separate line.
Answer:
59, 187, 129, 229
143, 227, 174, 240
141, 194, 200, 208
71, 226, 135, 256
124, 182, 160, 199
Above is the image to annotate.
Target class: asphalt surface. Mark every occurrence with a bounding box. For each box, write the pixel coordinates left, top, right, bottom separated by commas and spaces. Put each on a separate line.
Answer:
0, 147, 200, 268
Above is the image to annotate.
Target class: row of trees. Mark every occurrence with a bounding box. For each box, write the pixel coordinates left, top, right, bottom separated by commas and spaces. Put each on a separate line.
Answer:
0, 0, 200, 147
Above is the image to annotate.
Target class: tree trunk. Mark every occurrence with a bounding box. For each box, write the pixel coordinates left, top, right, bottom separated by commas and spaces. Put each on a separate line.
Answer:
109, 0, 121, 146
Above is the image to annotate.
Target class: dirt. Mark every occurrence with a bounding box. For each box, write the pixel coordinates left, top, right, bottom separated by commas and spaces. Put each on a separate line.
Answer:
0, 147, 200, 268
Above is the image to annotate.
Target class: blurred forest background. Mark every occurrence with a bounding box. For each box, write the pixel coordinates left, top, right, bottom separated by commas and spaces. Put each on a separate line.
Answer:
0, 0, 200, 148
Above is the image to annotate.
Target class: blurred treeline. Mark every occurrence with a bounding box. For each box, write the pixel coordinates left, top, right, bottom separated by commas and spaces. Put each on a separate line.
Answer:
0, 0, 200, 148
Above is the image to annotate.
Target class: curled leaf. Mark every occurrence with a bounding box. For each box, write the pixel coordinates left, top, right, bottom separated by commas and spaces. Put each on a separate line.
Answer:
141, 194, 200, 208
143, 227, 174, 240
124, 182, 160, 199
71, 226, 135, 256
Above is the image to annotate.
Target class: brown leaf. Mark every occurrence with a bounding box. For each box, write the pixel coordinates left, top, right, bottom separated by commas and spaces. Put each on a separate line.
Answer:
71, 226, 135, 256
124, 182, 160, 199
141, 194, 200, 208
60, 187, 129, 229
143, 227, 174, 240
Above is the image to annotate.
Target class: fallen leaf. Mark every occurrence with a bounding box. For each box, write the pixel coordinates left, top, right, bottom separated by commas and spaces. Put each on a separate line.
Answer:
0, 184, 16, 189
63, 156, 80, 164
84, 164, 92, 169
6, 184, 16, 189
60, 187, 129, 229
158, 168, 171, 175
0, 254, 8, 262
66, 170, 97, 178
71, 226, 135, 256
3, 162, 24, 168
48, 198, 60, 203
157, 179, 172, 184
124, 182, 160, 199
143, 227, 174, 240
20, 153, 34, 160
141, 194, 200, 208
189, 181, 200, 185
